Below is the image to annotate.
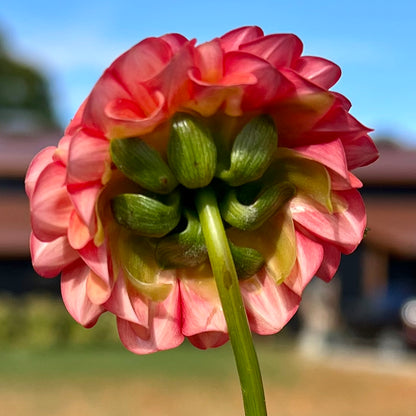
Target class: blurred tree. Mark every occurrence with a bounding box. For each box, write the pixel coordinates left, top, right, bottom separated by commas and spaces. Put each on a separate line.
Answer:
0, 31, 58, 133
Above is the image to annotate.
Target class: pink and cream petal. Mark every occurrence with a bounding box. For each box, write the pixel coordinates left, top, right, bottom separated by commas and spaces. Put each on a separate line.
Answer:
188, 332, 229, 349
78, 239, 111, 287
179, 270, 227, 337
220, 26, 264, 52
30, 233, 79, 278
293, 56, 341, 89
116, 281, 183, 354
66, 131, 109, 184
240, 270, 300, 335
25, 147, 55, 199
30, 163, 73, 241
240, 33, 303, 68
284, 231, 324, 296
316, 242, 342, 282
104, 272, 146, 325
291, 189, 366, 254
61, 260, 105, 327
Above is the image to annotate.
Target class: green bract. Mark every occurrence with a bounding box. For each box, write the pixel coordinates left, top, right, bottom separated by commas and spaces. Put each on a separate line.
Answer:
109, 113, 330, 282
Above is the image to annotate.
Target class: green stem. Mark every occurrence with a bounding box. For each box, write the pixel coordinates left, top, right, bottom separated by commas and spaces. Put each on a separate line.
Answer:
195, 187, 267, 416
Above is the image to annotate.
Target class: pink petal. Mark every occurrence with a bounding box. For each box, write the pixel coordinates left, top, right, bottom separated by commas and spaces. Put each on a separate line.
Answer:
67, 182, 101, 231
291, 189, 366, 254
240, 34, 303, 68
110, 37, 175, 88
78, 239, 111, 287
116, 281, 183, 354
188, 332, 229, 349
307, 102, 372, 142
240, 270, 300, 335
316, 242, 342, 282
61, 260, 105, 327
284, 231, 324, 296
86, 269, 112, 304
66, 130, 109, 184
52, 134, 72, 166
343, 134, 379, 169
194, 39, 224, 83
295, 139, 360, 190
25, 146, 56, 199
104, 272, 147, 325
30, 163, 73, 241
180, 275, 227, 337
293, 56, 341, 89
30, 232, 79, 278
224, 51, 293, 108
220, 26, 264, 52
67, 210, 92, 250
82, 70, 133, 136
160, 33, 189, 54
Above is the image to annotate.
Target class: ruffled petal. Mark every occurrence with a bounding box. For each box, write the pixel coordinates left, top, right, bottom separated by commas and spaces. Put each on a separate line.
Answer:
61, 260, 105, 327
316, 242, 342, 282
240, 270, 300, 335
220, 26, 264, 52
116, 280, 183, 354
30, 163, 73, 241
66, 131, 110, 184
179, 266, 227, 337
78, 239, 111, 287
291, 189, 366, 254
295, 139, 361, 190
66, 182, 102, 232
30, 232, 79, 278
343, 134, 379, 169
293, 56, 341, 89
240, 33, 303, 68
284, 231, 324, 296
104, 272, 147, 325
25, 147, 55, 199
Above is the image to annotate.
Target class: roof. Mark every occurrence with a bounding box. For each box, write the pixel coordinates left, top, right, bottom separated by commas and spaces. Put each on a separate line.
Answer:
0, 131, 62, 178
354, 145, 416, 187
364, 196, 416, 258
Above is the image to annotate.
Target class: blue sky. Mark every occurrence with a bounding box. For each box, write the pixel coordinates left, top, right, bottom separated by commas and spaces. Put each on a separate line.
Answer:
1, 0, 415, 146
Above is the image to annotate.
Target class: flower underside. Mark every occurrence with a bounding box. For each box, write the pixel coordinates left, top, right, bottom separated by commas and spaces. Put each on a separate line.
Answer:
103, 112, 334, 301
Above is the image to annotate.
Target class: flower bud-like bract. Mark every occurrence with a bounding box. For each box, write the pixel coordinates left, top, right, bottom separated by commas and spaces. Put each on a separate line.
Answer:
111, 191, 181, 237
110, 137, 178, 194
220, 182, 296, 230
168, 113, 217, 189
217, 115, 278, 186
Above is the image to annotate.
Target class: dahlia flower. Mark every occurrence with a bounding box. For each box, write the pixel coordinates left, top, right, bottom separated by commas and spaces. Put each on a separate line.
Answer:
26, 26, 378, 355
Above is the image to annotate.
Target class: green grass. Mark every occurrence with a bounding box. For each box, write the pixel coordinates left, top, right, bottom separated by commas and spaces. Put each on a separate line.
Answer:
0, 337, 297, 384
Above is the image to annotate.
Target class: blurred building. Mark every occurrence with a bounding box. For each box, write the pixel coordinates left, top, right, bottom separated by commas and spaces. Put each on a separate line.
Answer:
0, 131, 61, 293
340, 143, 416, 343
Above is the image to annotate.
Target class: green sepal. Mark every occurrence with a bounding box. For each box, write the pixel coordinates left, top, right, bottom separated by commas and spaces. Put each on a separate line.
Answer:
217, 115, 278, 186
228, 240, 265, 280
263, 149, 333, 213
155, 209, 208, 269
111, 190, 181, 237
110, 137, 178, 194
168, 112, 217, 189
220, 182, 296, 230
117, 232, 173, 301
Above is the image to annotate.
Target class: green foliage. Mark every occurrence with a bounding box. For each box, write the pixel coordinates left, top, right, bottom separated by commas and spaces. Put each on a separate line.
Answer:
0, 293, 119, 349
0, 31, 58, 129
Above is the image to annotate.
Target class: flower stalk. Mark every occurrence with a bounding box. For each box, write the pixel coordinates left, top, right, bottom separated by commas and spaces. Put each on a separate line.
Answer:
195, 186, 267, 416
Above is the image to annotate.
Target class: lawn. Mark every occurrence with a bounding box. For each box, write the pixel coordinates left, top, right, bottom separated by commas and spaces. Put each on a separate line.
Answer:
1, 339, 416, 416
